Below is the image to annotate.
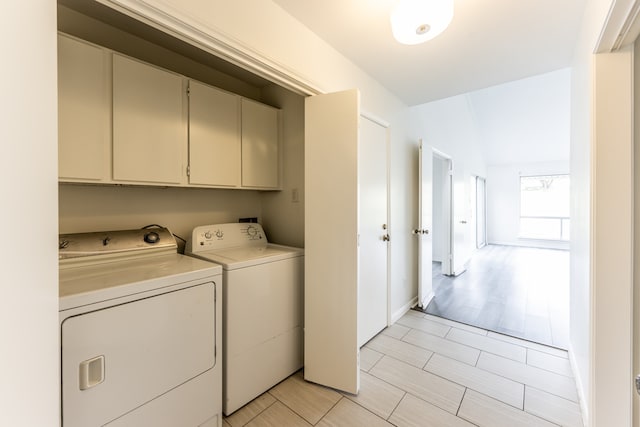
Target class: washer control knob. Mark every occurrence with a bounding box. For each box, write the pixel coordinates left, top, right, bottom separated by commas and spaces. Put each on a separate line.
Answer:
246, 225, 258, 238
204, 231, 212, 239
144, 231, 160, 244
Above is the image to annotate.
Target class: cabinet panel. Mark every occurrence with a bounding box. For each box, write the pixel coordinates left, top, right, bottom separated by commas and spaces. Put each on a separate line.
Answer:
189, 81, 240, 187
241, 99, 279, 188
112, 54, 186, 184
58, 35, 110, 181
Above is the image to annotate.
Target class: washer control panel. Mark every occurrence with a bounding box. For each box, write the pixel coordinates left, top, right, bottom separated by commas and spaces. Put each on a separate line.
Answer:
189, 223, 267, 251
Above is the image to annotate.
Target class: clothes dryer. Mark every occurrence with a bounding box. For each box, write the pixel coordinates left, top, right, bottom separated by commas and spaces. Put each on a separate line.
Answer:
59, 227, 222, 427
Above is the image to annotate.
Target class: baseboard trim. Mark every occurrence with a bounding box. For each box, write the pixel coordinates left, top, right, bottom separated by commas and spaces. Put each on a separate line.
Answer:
392, 296, 418, 323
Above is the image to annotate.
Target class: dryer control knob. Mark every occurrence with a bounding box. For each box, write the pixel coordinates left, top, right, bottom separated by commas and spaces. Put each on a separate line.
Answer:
144, 231, 160, 244
204, 231, 212, 239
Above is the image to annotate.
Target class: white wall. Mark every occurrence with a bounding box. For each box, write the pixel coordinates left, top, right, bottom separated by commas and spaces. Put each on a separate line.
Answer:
0, 2, 60, 425
569, 0, 628, 425
591, 46, 634, 427
260, 84, 305, 248
487, 161, 570, 250
59, 185, 263, 248
468, 69, 571, 166
409, 95, 488, 273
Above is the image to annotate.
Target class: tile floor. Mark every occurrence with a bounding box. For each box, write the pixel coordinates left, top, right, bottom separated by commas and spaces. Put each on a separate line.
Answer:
223, 311, 583, 427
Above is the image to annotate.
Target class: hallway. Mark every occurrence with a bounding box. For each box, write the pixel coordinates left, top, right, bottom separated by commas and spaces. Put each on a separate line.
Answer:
423, 245, 569, 349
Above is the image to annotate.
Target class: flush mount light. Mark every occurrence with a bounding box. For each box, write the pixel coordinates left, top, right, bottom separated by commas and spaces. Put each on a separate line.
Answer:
390, 0, 454, 45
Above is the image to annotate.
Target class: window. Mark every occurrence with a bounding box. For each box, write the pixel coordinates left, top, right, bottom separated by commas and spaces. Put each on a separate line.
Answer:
519, 174, 570, 241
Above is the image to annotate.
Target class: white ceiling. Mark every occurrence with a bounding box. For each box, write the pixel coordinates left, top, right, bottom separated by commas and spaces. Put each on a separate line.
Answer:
271, 0, 587, 106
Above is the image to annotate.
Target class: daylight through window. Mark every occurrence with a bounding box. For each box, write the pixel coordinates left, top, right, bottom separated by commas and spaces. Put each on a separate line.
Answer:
519, 174, 570, 241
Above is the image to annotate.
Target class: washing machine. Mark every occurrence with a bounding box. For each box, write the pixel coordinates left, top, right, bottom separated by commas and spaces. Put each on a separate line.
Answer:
59, 227, 223, 427
186, 223, 304, 415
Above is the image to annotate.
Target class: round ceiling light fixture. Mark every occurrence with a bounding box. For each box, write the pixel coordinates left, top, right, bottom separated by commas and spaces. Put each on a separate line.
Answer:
390, 0, 454, 45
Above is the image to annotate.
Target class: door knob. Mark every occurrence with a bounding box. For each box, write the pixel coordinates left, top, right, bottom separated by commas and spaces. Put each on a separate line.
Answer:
412, 229, 421, 235
422, 229, 429, 235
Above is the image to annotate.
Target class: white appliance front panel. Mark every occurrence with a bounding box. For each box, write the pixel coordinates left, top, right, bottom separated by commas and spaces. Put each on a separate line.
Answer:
225, 257, 303, 354
223, 256, 304, 413
61, 282, 215, 427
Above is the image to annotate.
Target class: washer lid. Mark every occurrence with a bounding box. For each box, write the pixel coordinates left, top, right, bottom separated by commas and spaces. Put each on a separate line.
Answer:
192, 244, 303, 270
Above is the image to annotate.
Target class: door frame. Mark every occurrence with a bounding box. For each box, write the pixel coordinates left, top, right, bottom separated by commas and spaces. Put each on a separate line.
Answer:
432, 149, 454, 276
475, 176, 487, 249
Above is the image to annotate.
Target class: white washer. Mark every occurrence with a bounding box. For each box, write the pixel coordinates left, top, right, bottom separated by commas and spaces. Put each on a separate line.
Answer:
59, 228, 223, 427
186, 223, 304, 415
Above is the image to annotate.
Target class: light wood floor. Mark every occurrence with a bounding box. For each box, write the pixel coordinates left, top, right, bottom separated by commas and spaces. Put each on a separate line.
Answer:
422, 244, 569, 349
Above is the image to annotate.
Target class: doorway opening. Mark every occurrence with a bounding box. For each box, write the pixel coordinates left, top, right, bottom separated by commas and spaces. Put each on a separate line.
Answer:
419, 168, 570, 349
431, 151, 453, 277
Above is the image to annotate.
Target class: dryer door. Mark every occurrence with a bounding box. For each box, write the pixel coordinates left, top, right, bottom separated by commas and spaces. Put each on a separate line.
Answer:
61, 282, 215, 427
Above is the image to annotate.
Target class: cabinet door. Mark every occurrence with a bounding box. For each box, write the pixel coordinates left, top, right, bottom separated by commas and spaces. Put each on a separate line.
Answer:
58, 35, 110, 181
112, 54, 186, 185
188, 81, 240, 187
241, 99, 279, 188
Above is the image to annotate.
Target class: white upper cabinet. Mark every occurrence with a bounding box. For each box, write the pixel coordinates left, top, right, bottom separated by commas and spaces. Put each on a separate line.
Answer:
241, 98, 280, 189
112, 54, 187, 185
58, 35, 280, 190
188, 81, 241, 187
58, 35, 110, 182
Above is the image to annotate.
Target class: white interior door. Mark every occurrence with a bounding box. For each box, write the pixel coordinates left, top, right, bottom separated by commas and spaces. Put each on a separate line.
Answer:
358, 116, 389, 347
417, 141, 433, 308
304, 89, 360, 394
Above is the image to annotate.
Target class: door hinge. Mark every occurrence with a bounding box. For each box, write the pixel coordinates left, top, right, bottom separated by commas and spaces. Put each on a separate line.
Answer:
186, 165, 191, 177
